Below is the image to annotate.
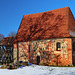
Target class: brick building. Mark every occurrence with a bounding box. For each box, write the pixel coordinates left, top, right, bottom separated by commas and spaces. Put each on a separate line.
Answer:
14, 7, 75, 66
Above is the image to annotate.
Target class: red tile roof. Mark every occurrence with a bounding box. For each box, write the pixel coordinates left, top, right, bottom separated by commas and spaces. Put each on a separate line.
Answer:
14, 7, 75, 43
0, 37, 14, 46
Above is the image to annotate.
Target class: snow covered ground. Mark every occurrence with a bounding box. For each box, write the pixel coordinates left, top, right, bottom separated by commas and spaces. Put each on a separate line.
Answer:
0, 65, 75, 75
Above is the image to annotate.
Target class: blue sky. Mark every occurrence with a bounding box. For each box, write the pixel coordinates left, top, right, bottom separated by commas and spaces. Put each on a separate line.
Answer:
0, 0, 75, 37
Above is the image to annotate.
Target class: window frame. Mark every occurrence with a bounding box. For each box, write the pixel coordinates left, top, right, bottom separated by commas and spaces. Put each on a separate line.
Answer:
56, 42, 61, 51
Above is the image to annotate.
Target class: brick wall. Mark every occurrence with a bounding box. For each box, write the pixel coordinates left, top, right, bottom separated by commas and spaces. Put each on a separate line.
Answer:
13, 38, 73, 66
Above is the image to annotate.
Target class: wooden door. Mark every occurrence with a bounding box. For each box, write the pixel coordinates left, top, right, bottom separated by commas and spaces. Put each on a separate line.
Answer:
37, 56, 40, 65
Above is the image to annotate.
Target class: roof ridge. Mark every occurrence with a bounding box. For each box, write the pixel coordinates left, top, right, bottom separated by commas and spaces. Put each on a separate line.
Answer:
23, 7, 70, 17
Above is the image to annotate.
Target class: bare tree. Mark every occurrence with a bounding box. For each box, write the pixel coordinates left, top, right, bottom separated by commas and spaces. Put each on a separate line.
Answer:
0, 34, 4, 41
0, 34, 4, 63
8, 31, 16, 37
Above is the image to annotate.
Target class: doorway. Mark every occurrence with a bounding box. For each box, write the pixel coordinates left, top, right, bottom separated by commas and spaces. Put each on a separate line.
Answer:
37, 56, 40, 65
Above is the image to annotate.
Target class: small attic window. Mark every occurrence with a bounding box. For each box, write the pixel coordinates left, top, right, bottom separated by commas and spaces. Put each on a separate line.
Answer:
56, 42, 61, 50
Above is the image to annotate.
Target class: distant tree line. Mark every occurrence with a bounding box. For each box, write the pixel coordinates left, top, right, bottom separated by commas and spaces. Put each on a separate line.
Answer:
0, 31, 16, 42
0, 34, 4, 42
8, 31, 16, 38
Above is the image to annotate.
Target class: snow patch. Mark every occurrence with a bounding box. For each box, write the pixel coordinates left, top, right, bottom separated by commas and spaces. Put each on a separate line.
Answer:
0, 65, 75, 75
69, 30, 75, 37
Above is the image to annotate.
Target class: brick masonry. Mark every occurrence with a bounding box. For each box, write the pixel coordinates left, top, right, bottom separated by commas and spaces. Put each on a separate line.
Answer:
13, 38, 73, 66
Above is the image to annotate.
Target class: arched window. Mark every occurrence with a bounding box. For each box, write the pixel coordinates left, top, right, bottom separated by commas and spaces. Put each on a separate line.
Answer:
56, 42, 61, 50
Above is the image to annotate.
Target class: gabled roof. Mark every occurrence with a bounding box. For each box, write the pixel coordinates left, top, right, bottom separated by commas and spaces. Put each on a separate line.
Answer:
14, 7, 75, 43
0, 37, 14, 46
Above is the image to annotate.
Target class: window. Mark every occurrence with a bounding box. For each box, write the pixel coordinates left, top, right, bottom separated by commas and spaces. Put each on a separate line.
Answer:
43, 52, 45, 54
34, 49, 36, 52
29, 45, 31, 52
56, 42, 61, 50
